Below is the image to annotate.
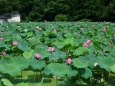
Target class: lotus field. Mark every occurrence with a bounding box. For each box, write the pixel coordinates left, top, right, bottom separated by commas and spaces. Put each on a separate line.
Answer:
0, 22, 115, 86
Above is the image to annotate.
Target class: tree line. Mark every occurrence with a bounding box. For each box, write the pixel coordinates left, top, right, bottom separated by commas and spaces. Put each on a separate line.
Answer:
0, 0, 115, 22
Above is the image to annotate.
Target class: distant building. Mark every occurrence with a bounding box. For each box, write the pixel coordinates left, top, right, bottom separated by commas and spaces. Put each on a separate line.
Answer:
0, 16, 9, 22
0, 12, 20, 22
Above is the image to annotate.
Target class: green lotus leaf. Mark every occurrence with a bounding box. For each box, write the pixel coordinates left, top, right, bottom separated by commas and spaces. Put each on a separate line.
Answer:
0, 81, 3, 86
110, 64, 115, 73
0, 63, 21, 77
0, 57, 13, 64
1, 78, 13, 86
16, 82, 28, 86
50, 50, 66, 60
34, 44, 48, 52
66, 67, 78, 78
97, 56, 115, 71
12, 57, 30, 69
3, 35, 12, 41
35, 31, 43, 37
40, 52, 51, 59
73, 47, 88, 56
78, 54, 97, 68
110, 49, 115, 57
64, 32, 73, 38
53, 41, 65, 49
23, 49, 34, 59
72, 58, 88, 68
0, 41, 5, 46
81, 68, 93, 79
12, 34, 22, 41
73, 38, 81, 47
18, 41, 30, 51
32, 83, 41, 86
30, 59, 45, 70
26, 32, 33, 37
44, 63, 69, 77
28, 36, 40, 45
64, 37, 74, 45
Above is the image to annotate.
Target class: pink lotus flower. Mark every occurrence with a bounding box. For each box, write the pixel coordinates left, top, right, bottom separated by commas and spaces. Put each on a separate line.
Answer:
0, 32, 4, 34
102, 26, 106, 32
86, 39, 91, 44
36, 26, 42, 31
66, 58, 72, 64
2, 52, 7, 56
48, 47, 55, 52
80, 28, 84, 30
83, 43, 89, 47
34, 53, 41, 59
38, 28, 42, 31
109, 40, 112, 45
12, 41, 18, 46
53, 28, 57, 32
0, 37, 4, 41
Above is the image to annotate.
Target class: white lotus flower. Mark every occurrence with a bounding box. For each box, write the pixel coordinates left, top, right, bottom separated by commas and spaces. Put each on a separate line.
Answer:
94, 62, 98, 67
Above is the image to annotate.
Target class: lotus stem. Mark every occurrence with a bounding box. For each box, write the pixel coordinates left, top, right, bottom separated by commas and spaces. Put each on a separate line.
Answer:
21, 69, 22, 82
34, 71, 37, 82
40, 76, 44, 86
55, 76, 58, 86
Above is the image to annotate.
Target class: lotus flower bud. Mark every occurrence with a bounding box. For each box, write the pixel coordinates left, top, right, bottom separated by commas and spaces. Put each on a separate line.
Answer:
48, 47, 55, 52
2, 52, 7, 56
12, 41, 18, 46
34, 53, 41, 59
86, 39, 91, 44
66, 58, 72, 64
0, 37, 4, 41
83, 43, 89, 47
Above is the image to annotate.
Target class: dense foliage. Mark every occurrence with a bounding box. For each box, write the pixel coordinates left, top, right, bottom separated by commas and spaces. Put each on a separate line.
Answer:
0, 22, 115, 85
0, 0, 115, 22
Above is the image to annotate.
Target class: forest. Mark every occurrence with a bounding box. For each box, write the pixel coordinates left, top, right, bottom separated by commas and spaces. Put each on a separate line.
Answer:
0, 0, 115, 22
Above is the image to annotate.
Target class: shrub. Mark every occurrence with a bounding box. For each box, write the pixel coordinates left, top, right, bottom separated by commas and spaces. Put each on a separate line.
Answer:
55, 14, 68, 21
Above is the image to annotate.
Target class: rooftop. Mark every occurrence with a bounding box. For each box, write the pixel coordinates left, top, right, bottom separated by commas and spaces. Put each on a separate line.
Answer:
0, 16, 9, 19
0, 13, 15, 19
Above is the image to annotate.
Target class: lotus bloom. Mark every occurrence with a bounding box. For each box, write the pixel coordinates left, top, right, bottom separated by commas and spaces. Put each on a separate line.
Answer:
102, 26, 106, 32
2, 52, 7, 56
0, 37, 4, 41
36, 26, 42, 31
86, 39, 91, 44
94, 62, 98, 67
34, 53, 41, 59
83, 39, 91, 47
0, 32, 4, 34
66, 58, 72, 64
38, 28, 42, 31
109, 40, 112, 45
80, 28, 84, 30
53, 28, 57, 32
48, 47, 55, 52
12, 41, 18, 46
24, 29, 28, 32
83, 43, 89, 47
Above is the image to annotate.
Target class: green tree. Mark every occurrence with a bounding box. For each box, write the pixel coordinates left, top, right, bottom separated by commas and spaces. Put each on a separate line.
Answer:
0, 0, 114, 22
